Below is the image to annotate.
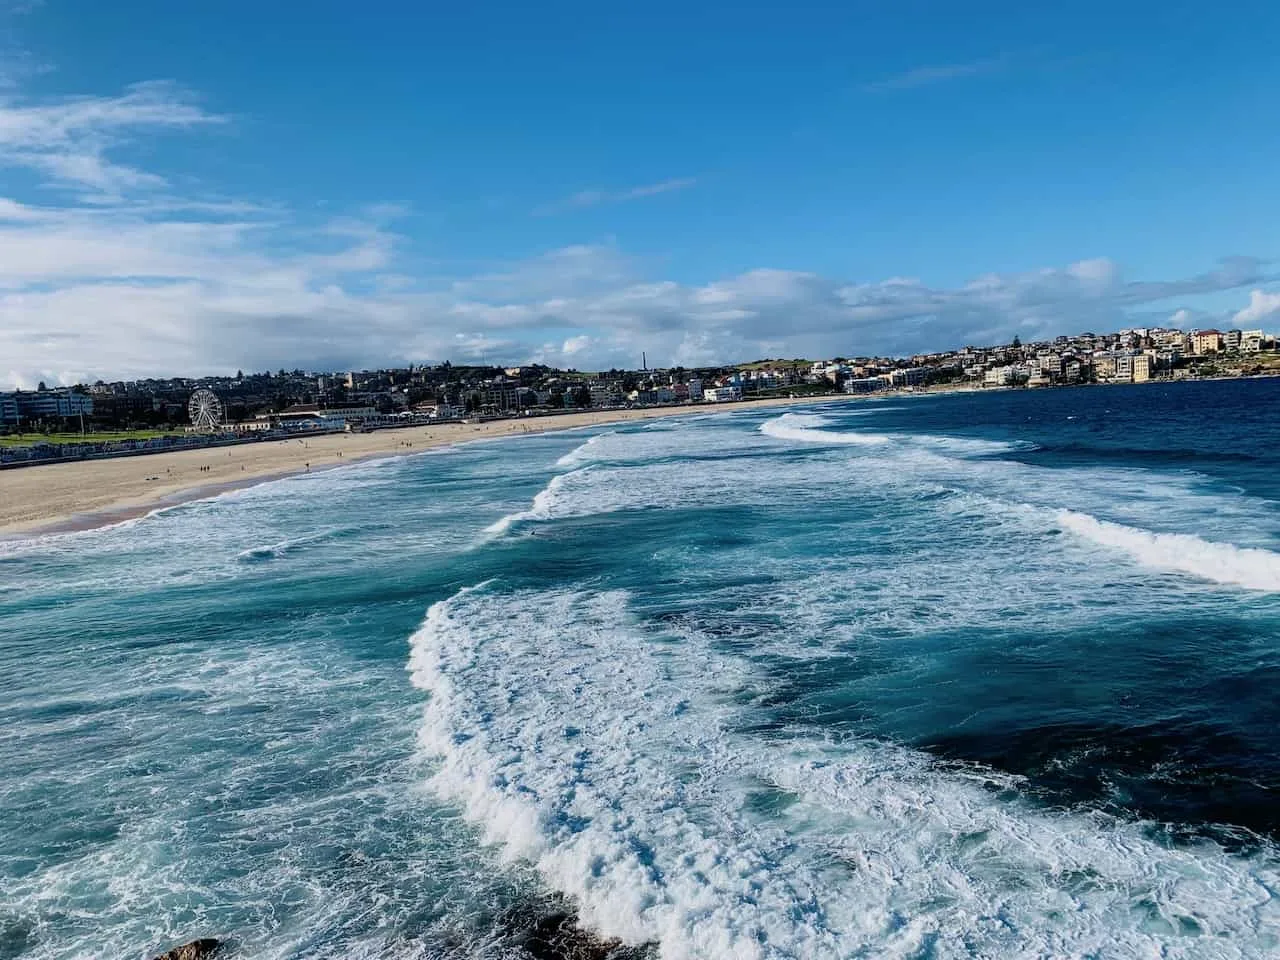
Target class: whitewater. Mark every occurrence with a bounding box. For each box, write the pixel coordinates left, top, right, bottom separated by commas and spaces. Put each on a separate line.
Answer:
3, 379, 1280, 959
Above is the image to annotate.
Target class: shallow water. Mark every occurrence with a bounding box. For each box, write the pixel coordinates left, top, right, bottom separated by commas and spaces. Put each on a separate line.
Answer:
3, 380, 1280, 959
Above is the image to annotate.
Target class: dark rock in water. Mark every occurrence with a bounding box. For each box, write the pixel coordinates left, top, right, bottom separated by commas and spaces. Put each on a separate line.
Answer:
150, 938, 222, 960
522, 913, 651, 960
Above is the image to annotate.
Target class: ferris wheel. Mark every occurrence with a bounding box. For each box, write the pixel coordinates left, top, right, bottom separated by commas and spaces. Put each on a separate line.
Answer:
188, 388, 225, 431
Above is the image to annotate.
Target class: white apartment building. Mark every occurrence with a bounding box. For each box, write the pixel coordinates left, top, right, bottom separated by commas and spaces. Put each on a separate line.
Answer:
704, 386, 742, 402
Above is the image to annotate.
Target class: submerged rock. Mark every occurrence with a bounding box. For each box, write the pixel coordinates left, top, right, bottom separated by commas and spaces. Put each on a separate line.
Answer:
522, 913, 651, 960
150, 938, 222, 960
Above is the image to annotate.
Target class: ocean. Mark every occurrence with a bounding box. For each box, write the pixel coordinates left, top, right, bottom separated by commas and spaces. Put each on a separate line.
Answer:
3, 379, 1279, 960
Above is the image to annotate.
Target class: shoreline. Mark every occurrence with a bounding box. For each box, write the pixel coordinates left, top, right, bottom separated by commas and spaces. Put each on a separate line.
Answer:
0, 396, 824, 541
5, 375, 1261, 542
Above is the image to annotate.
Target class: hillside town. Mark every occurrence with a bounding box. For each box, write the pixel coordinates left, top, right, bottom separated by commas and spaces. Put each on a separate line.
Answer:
1, 324, 1275, 445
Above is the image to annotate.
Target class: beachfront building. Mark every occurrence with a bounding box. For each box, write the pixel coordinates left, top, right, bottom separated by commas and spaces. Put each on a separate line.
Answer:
1133, 355, 1151, 382
1192, 330, 1223, 355
845, 377, 886, 393
7, 389, 96, 421
704, 386, 742, 402
687, 378, 705, 401
889, 367, 930, 388
0, 394, 18, 426
1036, 352, 1063, 378
588, 381, 620, 407
259, 404, 377, 428
1242, 330, 1266, 352
483, 381, 520, 412
1224, 330, 1243, 351
984, 366, 1014, 386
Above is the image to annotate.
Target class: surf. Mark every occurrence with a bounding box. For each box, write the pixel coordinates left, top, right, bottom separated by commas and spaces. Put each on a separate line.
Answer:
409, 582, 1280, 959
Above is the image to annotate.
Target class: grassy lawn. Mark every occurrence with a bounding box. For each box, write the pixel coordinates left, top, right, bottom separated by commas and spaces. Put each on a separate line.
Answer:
0, 430, 184, 448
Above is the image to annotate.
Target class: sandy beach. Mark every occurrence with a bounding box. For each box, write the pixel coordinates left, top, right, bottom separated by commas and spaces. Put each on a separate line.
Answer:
0, 396, 824, 538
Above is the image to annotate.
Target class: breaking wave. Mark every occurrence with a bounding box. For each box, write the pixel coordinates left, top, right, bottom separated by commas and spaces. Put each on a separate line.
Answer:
759, 412, 890, 445
482, 473, 577, 536
554, 433, 613, 468
1057, 509, 1280, 592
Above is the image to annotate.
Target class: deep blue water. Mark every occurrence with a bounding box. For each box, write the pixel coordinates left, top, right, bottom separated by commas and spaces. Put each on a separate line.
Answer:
3, 379, 1280, 959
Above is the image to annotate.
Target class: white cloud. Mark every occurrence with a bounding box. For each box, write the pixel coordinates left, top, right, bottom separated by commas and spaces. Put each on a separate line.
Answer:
2, 200, 1274, 387
0, 80, 224, 198
1232, 289, 1280, 327
561, 335, 592, 356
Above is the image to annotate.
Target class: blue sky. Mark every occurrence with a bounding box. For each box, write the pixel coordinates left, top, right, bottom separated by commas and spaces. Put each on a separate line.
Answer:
2, 0, 1279, 385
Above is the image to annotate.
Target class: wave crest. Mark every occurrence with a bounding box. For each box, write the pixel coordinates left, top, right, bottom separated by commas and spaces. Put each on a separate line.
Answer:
1057, 509, 1280, 592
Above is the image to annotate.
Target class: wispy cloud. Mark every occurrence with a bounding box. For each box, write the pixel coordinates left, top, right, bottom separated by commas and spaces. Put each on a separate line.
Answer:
860, 56, 1006, 93
0, 80, 225, 198
534, 176, 696, 216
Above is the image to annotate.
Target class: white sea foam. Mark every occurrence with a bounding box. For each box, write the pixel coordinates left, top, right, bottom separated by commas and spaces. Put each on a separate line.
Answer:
232, 528, 340, 562
760, 412, 890, 445
1057, 509, 1280, 592
410, 584, 1280, 960
758, 412, 1020, 456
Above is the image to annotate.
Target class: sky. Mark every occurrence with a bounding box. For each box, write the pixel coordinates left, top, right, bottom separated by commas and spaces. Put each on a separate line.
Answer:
1, 0, 1279, 387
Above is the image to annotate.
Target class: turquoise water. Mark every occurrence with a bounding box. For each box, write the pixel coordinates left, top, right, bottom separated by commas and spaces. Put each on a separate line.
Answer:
3, 380, 1280, 959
